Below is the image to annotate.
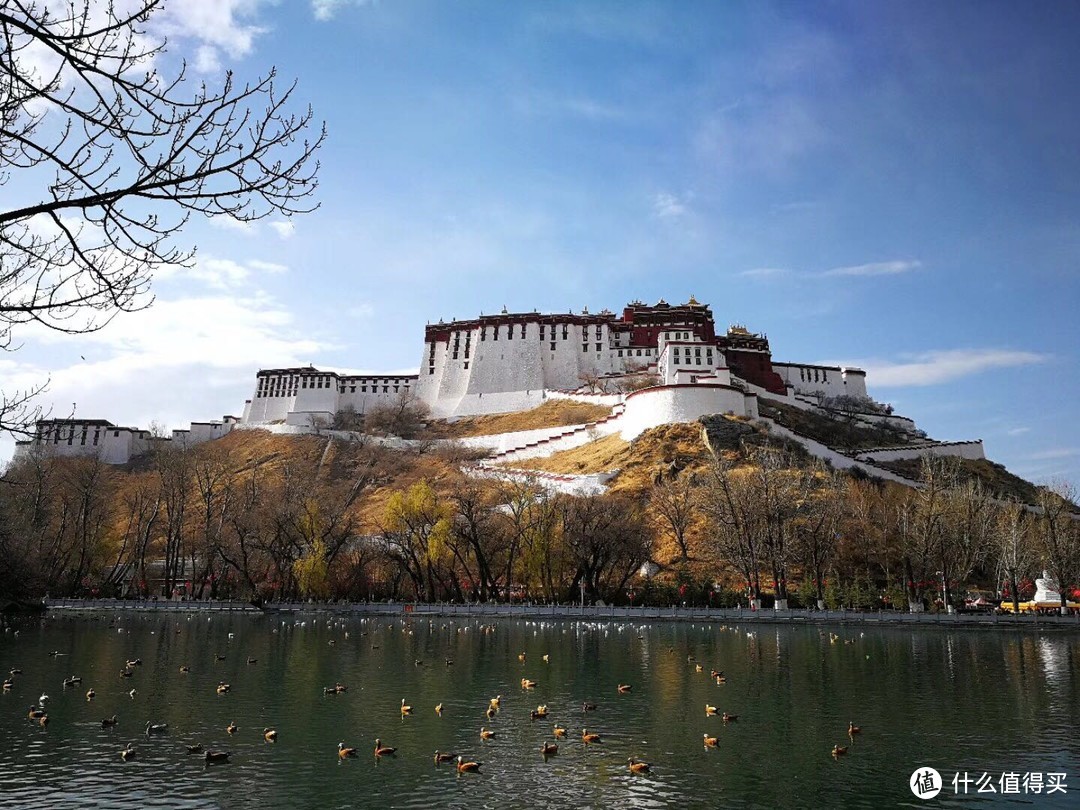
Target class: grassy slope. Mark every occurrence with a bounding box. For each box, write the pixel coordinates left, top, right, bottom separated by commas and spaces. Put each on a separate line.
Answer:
421, 400, 612, 439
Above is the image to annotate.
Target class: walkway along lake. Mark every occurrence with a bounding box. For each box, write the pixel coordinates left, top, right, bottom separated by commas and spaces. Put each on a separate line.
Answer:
1, 611, 1076, 808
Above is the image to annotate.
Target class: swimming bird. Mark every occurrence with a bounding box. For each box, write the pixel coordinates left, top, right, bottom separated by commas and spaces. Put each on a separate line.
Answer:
582, 701, 597, 712
179, 666, 190, 673
373, 738, 396, 757
128, 689, 136, 699
145, 721, 168, 735
541, 741, 558, 756
848, 721, 861, 735
456, 755, 481, 773
489, 695, 502, 708
705, 704, 718, 716
263, 727, 277, 742
695, 664, 703, 673
226, 721, 237, 734
334, 683, 348, 693
435, 703, 443, 715
338, 742, 358, 759
617, 684, 632, 693
521, 678, 537, 689
216, 682, 231, 694
126, 659, 142, 668
10, 668, 22, 676
101, 715, 118, 728
530, 705, 548, 720
542, 654, 550, 663
710, 670, 724, 679
703, 733, 719, 748
86, 688, 95, 700
480, 727, 496, 739
400, 698, 412, 716
553, 724, 567, 738
246, 657, 257, 665
434, 750, 455, 764
38, 714, 49, 726
215, 654, 226, 661
832, 745, 848, 757
323, 686, 337, 695
581, 728, 601, 743
186, 744, 204, 754
716, 675, 727, 684
628, 758, 651, 773
485, 705, 496, 719
204, 750, 230, 764
2, 680, 13, 691
120, 744, 136, 761
27, 706, 45, 720
722, 713, 738, 723
63, 675, 82, 687
518, 652, 526, 662
119, 668, 133, 678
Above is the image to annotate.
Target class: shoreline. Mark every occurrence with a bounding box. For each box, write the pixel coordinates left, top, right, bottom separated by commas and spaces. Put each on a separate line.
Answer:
39, 597, 1080, 631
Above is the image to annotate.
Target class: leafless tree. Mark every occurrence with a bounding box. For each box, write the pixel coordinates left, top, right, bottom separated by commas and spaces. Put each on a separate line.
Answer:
1036, 482, 1080, 611
364, 391, 430, 439
995, 499, 1038, 613
649, 472, 698, 560
0, 1, 324, 433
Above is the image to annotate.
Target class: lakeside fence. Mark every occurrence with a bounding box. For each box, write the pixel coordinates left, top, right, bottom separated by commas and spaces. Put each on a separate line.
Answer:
41, 597, 1080, 629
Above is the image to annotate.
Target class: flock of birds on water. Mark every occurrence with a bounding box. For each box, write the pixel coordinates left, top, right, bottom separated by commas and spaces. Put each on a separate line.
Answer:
3, 616, 868, 786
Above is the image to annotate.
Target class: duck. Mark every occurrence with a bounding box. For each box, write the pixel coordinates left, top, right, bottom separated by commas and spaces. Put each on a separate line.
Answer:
703, 733, 719, 748
373, 738, 396, 757
617, 684, 632, 693
38, 714, 49, 726
120, 744, 136, 761
215, 654, 226, 661
722, 713, 738, 723
145, 721, 168, 735
832, 745, 848, 757
2, 679, 13, 691
186, 744, 204, 754
582, 701, 597, 712
581, 728, 601, 743
204, 750, 231, 764
695, 664, 704, 673
263, 727, 278, 742
27, 706, 46, 720
126, 659, 142, 668
542, 654, 550, 663
553, 724, 567, 738
9, 668, 22, 676
119, 668, 134, 679
334, 683, 348, 693
246, 657, 257, 665
216, 682, 231, 694
226, 721, 237, 734
848, 721, 861, 735
521, 678, 537, 689
101, 715, 118, 728
434, 750, 455, 764
540, 741, 558, 756
400, 698, 412, 716
480, 727, 496, 739
63, 675, 82, 687
489, 695, 502, 708
179, 666, 190, 674
128, 689, 136, 699
705, 704, 718, 716
710, 670, 724, 679
322, 686, 337, 695
518, 652, 526, 662
628, 758, 651, 773
456, 755, 481, 773
716, 675, 727, 685
485, 706, 497, 719
530, 705, 549, 720
435, 703, 443, 715
338, 742, 358, 759
86, 688, 96, 701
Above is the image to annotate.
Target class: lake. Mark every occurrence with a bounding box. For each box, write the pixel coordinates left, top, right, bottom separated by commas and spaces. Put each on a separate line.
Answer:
1, 611, 1076, 808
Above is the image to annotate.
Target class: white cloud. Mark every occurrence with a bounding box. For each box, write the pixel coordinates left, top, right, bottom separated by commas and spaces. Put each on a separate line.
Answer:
269, 220, 296, 239
844, 349, 1049, 388
740, 267, 790, 279
210, 216, 257, 235
312, 0, 372, 22
821, 260, 922, 277
1007, 427, 1032, 436
159, 1, 270, 73
156, 255, 289, 289
653, 192, 688, 219
1024, 448, 1079, 461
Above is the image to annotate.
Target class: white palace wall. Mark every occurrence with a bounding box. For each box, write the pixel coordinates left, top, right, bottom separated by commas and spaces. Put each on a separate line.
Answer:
619, 384, 758, 441
772, 362, 867, 400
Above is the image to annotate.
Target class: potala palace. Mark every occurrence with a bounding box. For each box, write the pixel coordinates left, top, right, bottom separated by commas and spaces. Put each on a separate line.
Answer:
14, 297, 986, 475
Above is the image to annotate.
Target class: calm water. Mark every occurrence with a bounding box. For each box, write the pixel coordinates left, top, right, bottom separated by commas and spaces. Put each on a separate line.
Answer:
1, 612, 1077, 809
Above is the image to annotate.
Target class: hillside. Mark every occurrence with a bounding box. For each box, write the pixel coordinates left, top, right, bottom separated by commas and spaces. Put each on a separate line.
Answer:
420, 399, 612, 439
757, 398, 919, 451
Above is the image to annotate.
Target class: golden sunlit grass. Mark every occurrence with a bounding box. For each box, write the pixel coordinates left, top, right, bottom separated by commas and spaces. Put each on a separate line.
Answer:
422, 400, 612, 439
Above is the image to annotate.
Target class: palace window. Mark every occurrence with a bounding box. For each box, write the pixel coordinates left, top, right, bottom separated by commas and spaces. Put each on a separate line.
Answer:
428, 366, 435, 375
618, 350, 623, 357
550, 341, 556, 351
463, 361, 469, 370
361, 385, 367, 392
383, 386, 388, 393
493, 326, 499, 340
539, 324, 545, 340
582, 343, 588, 353
595, 343, 601, 352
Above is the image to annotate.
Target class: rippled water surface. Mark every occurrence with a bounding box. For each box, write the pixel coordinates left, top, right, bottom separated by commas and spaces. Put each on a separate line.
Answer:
1, 612, 1077, 808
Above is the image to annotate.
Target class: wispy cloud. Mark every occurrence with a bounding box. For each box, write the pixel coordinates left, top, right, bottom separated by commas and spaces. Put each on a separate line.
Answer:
1007, 427, 1032, 436
159, 1, 269, 73
845, 349, 1050, 388
157, 255, 289, 290
311, 0, 372, 22
653, 192, 688, 219
269, 220, 296, 239
1024, 448, 1079, 461
740, 267, 790, 279
821, 260, 922, 277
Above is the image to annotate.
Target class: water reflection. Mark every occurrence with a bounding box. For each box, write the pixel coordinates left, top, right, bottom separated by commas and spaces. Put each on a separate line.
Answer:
0, 614, 1077, 809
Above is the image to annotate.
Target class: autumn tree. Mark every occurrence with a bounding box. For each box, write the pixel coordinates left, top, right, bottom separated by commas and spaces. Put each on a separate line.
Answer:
995, 499, 1038, 614
649, 473, 698, 560
1035, 482, 1080, 612
0, 1, 324, 433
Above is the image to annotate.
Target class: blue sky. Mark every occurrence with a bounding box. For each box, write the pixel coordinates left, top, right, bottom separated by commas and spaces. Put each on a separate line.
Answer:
3, 0, 1078, 486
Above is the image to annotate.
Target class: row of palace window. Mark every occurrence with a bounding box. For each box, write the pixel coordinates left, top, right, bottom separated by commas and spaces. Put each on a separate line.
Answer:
799, 367, 828, 383
257, 378, 410, 397
40, 427, 118, 446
